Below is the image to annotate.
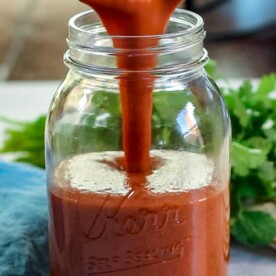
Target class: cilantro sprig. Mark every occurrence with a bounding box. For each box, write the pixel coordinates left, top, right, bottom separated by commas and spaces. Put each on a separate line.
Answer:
220, 73, 276, 246
1, 64, 276, 247
0, 116, 45, 168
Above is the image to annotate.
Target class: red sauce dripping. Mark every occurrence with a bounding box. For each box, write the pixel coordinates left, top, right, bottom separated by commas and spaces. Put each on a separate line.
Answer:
48, 2, 230, 275
80, 0, 183, 177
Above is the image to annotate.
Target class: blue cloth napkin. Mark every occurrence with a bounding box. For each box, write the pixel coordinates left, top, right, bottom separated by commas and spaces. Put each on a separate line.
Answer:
0, 161, 49, 276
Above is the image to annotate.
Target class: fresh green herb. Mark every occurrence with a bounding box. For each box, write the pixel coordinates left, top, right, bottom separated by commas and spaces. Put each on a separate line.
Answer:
221, 72, 276, 246
1, 63, 276, 247
231, 210, 276, 246
0, 116, 45, 168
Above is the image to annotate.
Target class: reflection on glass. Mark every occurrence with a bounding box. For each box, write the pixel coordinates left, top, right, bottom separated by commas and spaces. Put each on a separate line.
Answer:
176, 102, 204, 147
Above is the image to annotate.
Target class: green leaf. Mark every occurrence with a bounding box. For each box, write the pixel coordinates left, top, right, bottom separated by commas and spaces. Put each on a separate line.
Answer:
262, 120, 276, 142
204, 59, 217, 79
0, 116, 46, 168
223, 85, 252, 130
247, 137, 273, 155
256, 73, 276, 96
254, 74, 276, 110
232, 93, 250, 128
231, 210, 276, 246
92, 91, 120, 115
234, 179, 263, 201
258, 162, 276, 182
151, 91, 189, 149
239, 80, 254, 103
231, 142, 267, 176
257, 162, 276, 199
152, 91, 187, 126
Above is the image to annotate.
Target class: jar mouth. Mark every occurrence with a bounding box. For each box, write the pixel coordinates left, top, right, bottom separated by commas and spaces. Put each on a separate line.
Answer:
69, 9, 204, 40
66, 9, 207, 75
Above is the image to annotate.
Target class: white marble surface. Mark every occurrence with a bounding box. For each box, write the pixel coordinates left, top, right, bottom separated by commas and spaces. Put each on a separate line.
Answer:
0, 81, 59, 147
230, 243, 276, 276
0, 81, 275, 275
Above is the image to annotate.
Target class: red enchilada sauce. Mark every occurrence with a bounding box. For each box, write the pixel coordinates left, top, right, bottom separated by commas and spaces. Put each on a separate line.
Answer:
49, 1, 229, 275
50, 175, 229, 275
84, 0, 183, 175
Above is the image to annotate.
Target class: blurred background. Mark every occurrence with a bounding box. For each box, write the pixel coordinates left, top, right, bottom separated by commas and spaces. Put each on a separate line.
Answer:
0, 0, 275, 81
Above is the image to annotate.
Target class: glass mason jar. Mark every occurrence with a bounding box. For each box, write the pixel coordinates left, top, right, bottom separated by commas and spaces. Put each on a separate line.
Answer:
46, 9, 231, 276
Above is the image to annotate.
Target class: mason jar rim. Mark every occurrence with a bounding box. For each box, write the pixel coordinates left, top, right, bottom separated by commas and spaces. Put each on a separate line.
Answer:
65, 9, 207, 76
69, 9, 204, 40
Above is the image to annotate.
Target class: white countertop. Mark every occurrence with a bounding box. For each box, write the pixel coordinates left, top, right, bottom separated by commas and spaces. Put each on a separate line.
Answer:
0, 81, 59, 146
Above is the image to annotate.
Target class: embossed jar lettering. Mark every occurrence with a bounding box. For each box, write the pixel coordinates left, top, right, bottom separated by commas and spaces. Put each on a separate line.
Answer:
85, 197, 186, 240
